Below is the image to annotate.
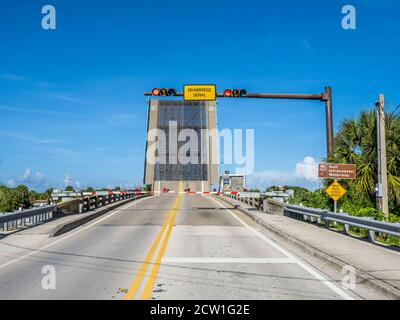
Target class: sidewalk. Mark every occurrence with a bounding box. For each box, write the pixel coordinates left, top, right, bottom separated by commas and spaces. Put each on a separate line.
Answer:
218, 195, 400, 299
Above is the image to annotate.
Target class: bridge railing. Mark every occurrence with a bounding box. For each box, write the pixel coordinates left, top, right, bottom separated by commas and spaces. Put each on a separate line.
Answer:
1, 191, 151, 233
284, 204, 400, 243
222, 192, 400, 245
223, 192, 284, 214
0, 205, 57, 232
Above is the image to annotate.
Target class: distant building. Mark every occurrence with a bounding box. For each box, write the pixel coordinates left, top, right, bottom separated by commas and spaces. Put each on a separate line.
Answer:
219, 173, 246, 192
33, 200, 49, 207
263, 190, 295, 203
51, 191, 82, 202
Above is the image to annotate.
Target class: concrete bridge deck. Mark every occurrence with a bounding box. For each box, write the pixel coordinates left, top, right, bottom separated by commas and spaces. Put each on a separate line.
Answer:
0, 194, 396, 300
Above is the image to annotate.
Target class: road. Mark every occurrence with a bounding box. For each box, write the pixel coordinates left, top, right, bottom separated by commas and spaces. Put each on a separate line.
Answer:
0, 194, 356, 300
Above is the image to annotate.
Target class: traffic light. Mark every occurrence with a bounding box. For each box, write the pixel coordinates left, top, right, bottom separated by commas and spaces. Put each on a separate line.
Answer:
159, 88, 168, 96
151, 88, 177, 97
223, 89, 232, 97
223, 89, 247, 98
168, 88, 177, 96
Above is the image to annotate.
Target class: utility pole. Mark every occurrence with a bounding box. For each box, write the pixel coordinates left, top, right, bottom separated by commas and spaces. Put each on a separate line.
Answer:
64, 173, 71, 189
375, 94, 389, 218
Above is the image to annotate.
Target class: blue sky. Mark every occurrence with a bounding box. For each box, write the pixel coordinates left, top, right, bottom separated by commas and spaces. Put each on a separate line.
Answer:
0, 0, 399, 191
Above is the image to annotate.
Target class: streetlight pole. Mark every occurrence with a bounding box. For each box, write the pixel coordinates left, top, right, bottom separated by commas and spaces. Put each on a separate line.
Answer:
375, 94, 389, 218
323, 87, 334, 161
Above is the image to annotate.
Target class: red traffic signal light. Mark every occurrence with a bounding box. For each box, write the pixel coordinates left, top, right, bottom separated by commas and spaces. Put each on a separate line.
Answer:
224, 89, 247, 98
223, 89, 232, 97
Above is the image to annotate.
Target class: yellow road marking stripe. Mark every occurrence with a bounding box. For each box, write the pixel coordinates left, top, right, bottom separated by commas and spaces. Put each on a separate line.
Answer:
140, 195, 182, 300
123, 196, 180, 300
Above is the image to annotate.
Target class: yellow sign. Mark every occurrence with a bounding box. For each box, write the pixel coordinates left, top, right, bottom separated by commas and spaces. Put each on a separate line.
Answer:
184, 84, 216, 101
325, 181, 347, 201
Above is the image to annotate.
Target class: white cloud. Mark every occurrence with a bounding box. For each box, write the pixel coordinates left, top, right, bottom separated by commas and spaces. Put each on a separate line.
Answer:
247, 170, 296, 188
22, 168, 31, 180
21, 168, 46, 185
246, 156, 321, 190
5, 168, 47, 190
295, 156, 319, 181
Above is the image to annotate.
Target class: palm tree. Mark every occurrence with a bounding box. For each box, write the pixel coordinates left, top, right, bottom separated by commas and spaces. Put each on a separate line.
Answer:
334, 109, 400, 211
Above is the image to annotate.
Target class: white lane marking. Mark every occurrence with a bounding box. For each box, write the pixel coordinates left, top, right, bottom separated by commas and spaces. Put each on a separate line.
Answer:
0, 197, 152, 270
162, 257, 296, 264
208, 196, 355, 300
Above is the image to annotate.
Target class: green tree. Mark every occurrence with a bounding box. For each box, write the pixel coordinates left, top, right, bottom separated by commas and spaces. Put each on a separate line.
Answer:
334, 109, 400, 215
16, 185, 30, 209
41, 188, 54, 200
28, 190, 39, 205
288, 188, 330, 210
0, 185, 14, 212
143, 184, 152, 192
65, 186, 75, 192
0, 185, 29, 212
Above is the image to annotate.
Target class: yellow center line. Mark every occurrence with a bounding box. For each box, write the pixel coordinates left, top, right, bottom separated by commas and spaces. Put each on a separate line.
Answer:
140, 195, 182, 300
123, 195, 181, 300
178, 181, 184, 193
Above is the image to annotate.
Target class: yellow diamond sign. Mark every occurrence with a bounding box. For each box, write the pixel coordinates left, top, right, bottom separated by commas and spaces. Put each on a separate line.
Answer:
325, 181, 347, 201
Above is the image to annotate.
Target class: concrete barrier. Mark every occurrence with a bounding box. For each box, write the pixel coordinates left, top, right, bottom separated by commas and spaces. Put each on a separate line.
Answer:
263, 199, 284, 215
57, 199, 81, 215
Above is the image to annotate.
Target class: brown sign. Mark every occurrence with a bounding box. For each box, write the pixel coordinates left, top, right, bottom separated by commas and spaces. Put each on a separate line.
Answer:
318, 163, 356, 180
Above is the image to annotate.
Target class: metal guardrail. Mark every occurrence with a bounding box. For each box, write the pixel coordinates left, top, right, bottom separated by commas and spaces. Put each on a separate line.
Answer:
224, 192, 262, 208
284, 204, 400, 243
78, 192, 136, 213
1, 191, 151, 233
0, 205, 57, 232
223, 192, 400, 244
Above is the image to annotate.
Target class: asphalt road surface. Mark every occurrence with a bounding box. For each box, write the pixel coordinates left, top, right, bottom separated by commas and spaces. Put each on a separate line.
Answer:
0, 194, 357, 300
